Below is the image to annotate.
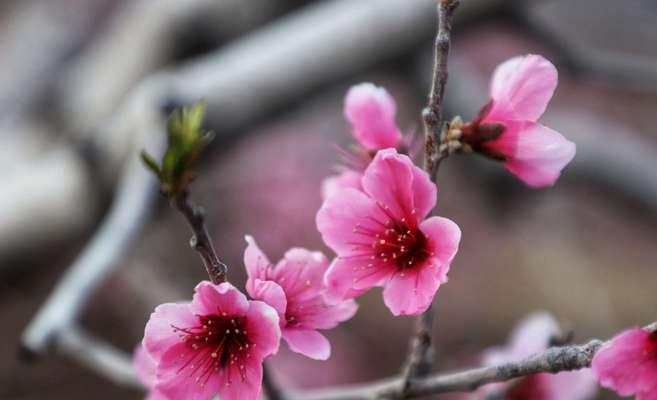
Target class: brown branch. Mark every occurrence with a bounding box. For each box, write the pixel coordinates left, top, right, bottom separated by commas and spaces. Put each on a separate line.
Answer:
403, 0, 460, 395
290, 323, 656, 400
171, 192, 227, 284
289, 339, 592, 398
422, 0, 459, 180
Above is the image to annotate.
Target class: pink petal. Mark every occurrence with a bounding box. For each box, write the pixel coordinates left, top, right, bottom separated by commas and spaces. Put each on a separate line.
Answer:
316, 187, 383, 255
282, 329, 331, 360
143, 303, 197, 362
546, 369, 598, 400
244, 300, 281, 358
145, 390, 169, 400
638, 389, 657, 400
344, 83, 401, 150
133, 344, 156, 388
215, 362, 263, 400
484, 121, 576, 188
249, 279, 287, 321
419, 216, 461, 270
488, 54, 557, 122
382, 264, 442, 316
321, 170, 363, 200
311, 298, 358, 330
156, 342, 221, 400
361, 148, 435, 222
270, 248, 329, 302
191, 281, 249, 317
244, 235, 271, 284
592, 328, 657, 396
323, 256, 392, 302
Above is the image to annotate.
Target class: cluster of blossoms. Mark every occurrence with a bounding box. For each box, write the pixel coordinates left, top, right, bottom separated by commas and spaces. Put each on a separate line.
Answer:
134, 54, 651, 400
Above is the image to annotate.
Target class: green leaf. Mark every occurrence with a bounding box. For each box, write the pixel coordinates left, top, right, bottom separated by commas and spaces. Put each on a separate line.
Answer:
140, 150, 161, 177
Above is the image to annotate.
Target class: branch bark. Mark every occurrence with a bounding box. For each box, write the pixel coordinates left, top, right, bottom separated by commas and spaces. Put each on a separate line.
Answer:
402, 0, 460, 394
171, 193, 227, 283
290, 326, 657, 400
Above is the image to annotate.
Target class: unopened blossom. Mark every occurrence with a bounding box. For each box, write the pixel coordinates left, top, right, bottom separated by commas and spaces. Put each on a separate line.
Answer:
471, 312, 597, 400
322, 83, 408, 199
244, 235, 357, 360
142, 282, 280, 400
133, 345, 168, 400
592, 327, 657, 399
460, 54, 576, 187
316, 148, 461, 316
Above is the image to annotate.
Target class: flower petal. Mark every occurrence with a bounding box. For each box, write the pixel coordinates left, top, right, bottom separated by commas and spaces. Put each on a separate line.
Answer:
382, 264, 442, 316
484, 121, 576, 188
155, 342, 221, 400
244, 235, 271, 282
283, 329, 331, 360
324, 257, 392, 302
250, 279, 287, 321
488, 54, 557, 122
592, 328, 657, 396
419, 216, 461, 269
321, 170, 363, 200
244, 300, 281, 358
191, 281, 249, 317
133, 344, 156, 388
316, 187, 382, 255
143, 303, 197, 362
216, 362, 263, 400
362, 149, 434, 222
270, 248, 329, 302
344, 83, 401, 150
546, 369, 598, 400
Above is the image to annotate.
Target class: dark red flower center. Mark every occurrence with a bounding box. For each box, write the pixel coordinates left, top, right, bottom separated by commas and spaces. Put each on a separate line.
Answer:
353, 215, 431, 271
172, 314, 252, 385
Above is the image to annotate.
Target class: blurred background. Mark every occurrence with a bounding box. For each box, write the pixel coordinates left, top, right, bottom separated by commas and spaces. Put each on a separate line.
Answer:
1, 0, 656, 399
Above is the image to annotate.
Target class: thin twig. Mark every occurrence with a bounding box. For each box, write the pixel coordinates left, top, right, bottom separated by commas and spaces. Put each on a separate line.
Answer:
290, 323, 656, 400
422, 0, 459, 180
263, 362, 287, 400
171, 193, 227, 284
403, 0, 460, 394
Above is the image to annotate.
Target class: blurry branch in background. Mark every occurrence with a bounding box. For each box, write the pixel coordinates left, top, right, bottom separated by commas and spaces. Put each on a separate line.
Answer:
291, 323, 656, 400
20, 132, 165, 374
141, 102, 227, 284
2, 0, 503, 266
402, 0, 459, 394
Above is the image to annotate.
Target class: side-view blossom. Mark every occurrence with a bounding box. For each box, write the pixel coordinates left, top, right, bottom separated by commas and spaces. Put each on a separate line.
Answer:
461, 54, 576, 187
470, 312, 598, 400
142, 281, 280, 400
244, 236, 357, 361
316, 148, 461, 316
322, 83, 406, 199
133, 344, 168, 400
592, 327, 657, 399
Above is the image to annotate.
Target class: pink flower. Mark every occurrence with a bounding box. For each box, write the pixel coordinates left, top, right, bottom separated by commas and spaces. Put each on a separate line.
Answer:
133, 345, 168, 400
321, 83, 406, 199
344, 83, 402, 151
592, 327, 657, 399
471, 312, 597, 400
142, 282, 280, 400
462, 54, 575, 187
244, 235, 358, 361
316, 148, 461, 316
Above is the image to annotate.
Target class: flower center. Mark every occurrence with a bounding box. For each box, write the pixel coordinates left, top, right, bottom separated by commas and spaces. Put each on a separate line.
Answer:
172, 314, 252, 385
368, 217, 429, 270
